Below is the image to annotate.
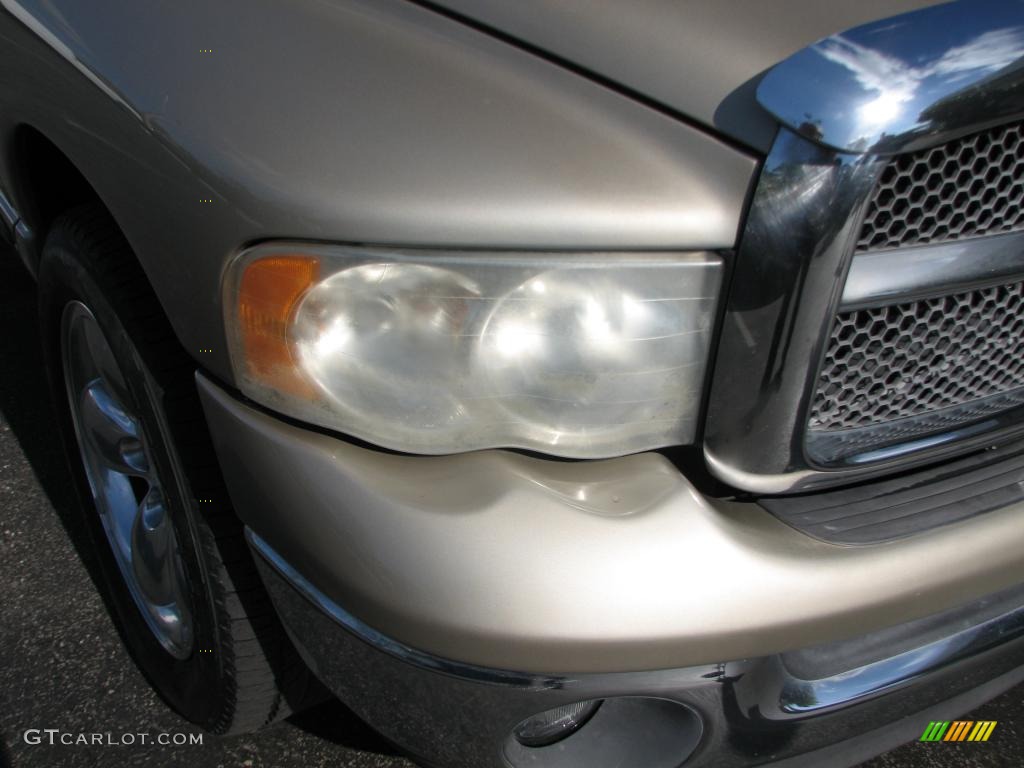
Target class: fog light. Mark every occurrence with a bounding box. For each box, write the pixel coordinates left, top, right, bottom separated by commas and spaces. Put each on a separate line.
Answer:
514, 700, 603, 747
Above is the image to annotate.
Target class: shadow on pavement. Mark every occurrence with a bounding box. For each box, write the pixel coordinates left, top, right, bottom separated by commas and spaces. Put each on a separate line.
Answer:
1, 730, 12, 768
0, 255, 85, 549
287, 699, 400, 754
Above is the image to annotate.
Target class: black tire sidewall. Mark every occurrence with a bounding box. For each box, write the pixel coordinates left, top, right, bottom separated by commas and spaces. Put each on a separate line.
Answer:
38, 232, 232, 730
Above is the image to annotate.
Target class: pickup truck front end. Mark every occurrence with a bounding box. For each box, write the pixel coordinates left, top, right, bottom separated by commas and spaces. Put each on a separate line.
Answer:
1, 1, 1023, 766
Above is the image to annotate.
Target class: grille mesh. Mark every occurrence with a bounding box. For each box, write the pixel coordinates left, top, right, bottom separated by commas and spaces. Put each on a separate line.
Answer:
856, 122, 1024, 252
809, 281, 1024, 432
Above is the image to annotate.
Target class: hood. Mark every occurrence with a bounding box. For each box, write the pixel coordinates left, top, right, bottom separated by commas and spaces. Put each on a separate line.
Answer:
425, 0, 941, 153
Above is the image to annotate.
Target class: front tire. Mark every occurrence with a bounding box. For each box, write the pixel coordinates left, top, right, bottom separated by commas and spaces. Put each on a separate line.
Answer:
38, 204, 316, 733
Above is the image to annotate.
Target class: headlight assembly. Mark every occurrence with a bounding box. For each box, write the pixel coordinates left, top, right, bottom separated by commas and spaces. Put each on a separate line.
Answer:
224, 244, 722, 458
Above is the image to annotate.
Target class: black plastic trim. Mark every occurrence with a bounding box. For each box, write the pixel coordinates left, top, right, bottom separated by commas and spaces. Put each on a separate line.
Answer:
760, 438, 1024, 544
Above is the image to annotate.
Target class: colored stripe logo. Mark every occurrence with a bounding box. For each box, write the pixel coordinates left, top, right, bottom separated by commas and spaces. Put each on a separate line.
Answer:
920, 721, 997, 742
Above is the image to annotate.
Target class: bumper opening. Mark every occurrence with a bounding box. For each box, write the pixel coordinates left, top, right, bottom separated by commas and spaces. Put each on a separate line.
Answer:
504, 697, 702, 768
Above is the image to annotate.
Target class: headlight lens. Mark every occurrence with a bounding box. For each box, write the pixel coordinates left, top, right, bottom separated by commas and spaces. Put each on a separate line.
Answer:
225, 245, 722, 458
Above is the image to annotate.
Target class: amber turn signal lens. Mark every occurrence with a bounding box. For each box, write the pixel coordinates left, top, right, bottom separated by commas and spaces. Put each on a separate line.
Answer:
237, 255, 319, 394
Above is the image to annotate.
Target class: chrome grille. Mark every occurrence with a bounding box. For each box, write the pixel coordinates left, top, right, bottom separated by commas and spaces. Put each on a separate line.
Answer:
856, 122, 1024, 253
809, 282, 1024, 432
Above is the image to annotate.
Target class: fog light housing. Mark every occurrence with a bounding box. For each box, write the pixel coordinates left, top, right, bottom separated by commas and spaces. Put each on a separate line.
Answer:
513, 700, 603, 747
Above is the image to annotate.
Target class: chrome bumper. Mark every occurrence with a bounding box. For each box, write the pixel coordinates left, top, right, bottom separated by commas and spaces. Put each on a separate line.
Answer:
252, 532, 1024, 768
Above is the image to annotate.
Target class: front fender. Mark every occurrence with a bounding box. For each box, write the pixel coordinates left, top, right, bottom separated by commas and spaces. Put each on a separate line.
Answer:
0, 0, 756, 383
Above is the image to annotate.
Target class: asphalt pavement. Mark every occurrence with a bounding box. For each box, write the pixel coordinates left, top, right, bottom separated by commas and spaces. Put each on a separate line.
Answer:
0, 251, 1020, 768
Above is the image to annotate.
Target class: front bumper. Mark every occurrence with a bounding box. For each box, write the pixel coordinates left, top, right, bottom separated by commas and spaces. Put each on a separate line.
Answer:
196, 374, 1024, 766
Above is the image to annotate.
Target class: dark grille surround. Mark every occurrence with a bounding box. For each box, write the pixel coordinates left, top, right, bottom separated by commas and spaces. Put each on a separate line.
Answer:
809, 281, 1024, 433
856, 122, 1024, 253
804, 121, 1024, 465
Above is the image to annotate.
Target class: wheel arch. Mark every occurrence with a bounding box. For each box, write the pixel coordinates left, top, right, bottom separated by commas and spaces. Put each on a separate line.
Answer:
7, 123, 112, 275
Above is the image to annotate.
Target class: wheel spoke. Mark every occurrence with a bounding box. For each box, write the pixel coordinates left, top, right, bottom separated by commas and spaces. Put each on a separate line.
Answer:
79, 379, 150, 477
129, 490, 192, 647
83, 317, 133, 406
131, 489, 174, 604
63, 300, 193, 658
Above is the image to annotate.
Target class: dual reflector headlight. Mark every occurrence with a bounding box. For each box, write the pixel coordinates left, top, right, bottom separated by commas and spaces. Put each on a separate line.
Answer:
224, 244, 722, 459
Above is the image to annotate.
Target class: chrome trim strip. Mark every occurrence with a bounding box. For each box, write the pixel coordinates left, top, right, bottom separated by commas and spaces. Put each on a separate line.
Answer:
842, 231, 1024, 310
806, 389, 1024, 467
805, 412, 1024, 477
0, 186, 19, 240
0, 185, 36, 277
777, 602, 1024, 715
758, 0, 1024, 155
245, 527, 553, 688
703, 448, 819, 496
819, 418, 1001, 466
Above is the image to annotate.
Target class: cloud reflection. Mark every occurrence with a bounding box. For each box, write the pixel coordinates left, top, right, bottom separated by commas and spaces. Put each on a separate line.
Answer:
758, 1, 1024, 152
817, 27, 1024, 131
